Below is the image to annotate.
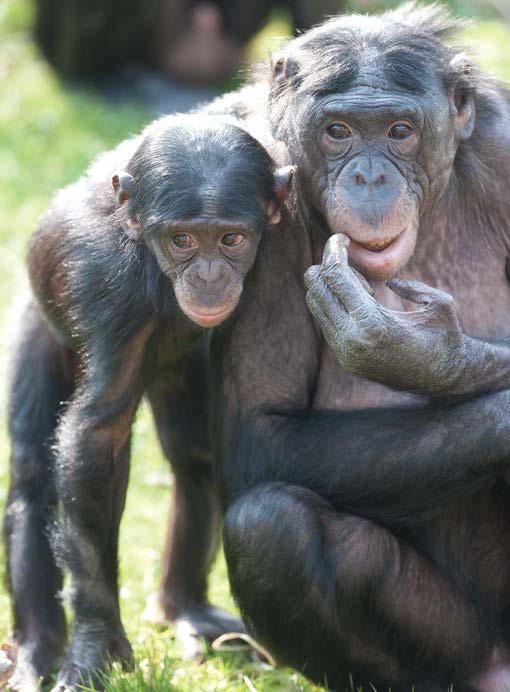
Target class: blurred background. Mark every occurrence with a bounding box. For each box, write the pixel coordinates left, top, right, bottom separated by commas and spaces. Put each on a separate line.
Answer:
0, 1, 509, 689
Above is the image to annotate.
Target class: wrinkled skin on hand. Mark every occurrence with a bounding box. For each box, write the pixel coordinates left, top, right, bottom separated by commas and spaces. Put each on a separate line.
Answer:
305, 233, 468, 397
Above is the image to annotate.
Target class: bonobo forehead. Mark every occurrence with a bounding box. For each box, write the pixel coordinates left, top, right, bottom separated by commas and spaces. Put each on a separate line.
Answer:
161, 218, 255, 235
277, 5, 463, 102
129, 114, 275, 228
316, 91, 426, 127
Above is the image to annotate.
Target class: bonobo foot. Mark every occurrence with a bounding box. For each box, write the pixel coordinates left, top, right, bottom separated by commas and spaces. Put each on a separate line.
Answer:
143, 596, 246, 660
51, 627, 133, 692
8, 637, 64, 691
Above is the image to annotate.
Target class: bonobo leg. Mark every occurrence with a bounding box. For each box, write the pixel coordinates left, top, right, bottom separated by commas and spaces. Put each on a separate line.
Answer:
224, 483, 495, 691
4, 302, 74, 691
52, 323, 154, 691
146, 346, 245, 659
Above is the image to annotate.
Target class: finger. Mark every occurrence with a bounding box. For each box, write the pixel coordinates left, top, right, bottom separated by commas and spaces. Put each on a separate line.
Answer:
306, 292, 347, 347
351, 267, 374, 296
304, 264, 321, 289
322, 233, 350, 269
388, 278, 453, 308
322, 264, 375, 316
306, 288, 351, 339
319, 234, 376, 314
305, 290, 332, 326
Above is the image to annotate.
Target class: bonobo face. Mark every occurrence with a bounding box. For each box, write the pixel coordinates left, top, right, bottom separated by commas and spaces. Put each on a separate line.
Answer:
269, 17, 475, 281
111, 116, 294, 327
299, 87, 456, 282
146, 218, 260, 327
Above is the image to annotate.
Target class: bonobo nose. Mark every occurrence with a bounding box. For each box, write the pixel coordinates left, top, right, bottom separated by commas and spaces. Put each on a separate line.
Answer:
191, 259, 228, 292
198, 260, 222, 284
338, 156, 405, 226
353, 159, 386, 189
354, 169, 385, 188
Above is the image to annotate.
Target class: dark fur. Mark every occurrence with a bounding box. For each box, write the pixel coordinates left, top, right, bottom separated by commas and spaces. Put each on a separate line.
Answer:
3, 114, 282, 690
206, 4, 510, 690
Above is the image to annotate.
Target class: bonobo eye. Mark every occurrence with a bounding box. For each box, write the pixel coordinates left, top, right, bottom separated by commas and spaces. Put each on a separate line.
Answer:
173, 233, 196, 249
388, 122, 414, 140
221, 233, 245, 247
326, 123, 352, 140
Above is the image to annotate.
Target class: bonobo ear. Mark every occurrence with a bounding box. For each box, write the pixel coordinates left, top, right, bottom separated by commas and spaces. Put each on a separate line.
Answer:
270, 54, 299, 85
266, 165, 296, 225
112, 171, 141, 240
449, 53, 475, 142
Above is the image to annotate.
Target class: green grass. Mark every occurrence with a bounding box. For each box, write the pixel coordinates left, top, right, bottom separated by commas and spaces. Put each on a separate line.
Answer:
0, 1, 509, 690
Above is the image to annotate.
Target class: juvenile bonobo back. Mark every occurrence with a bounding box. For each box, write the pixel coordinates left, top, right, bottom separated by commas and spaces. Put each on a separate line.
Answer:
5, 113, 294, 692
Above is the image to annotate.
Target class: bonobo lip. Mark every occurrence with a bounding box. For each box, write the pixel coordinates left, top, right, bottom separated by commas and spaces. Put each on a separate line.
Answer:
346, 226, 414, 280
184, 305, 235, 328
354, 230, 404, 252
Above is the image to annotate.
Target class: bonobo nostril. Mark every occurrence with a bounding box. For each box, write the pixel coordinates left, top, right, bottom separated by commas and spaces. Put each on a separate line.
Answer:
354, 171, 385, 187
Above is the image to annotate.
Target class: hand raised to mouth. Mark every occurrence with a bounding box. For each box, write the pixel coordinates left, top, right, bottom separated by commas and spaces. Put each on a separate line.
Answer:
304, 233, 469, 396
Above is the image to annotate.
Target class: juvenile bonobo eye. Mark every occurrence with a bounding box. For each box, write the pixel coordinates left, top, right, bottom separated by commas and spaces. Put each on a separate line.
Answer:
221, 233, 245, 247
327, 122, 352, 140
388, 122, 414, 140
173, 233, 197, 249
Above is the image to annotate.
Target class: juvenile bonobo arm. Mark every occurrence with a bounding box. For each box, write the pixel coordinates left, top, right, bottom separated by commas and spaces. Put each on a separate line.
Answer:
305, 234, 510, 398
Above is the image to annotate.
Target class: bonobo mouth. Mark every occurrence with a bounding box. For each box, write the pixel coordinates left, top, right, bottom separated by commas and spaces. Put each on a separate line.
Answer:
183, 305, 235, 328
355, 230, 404, 252
346, 226, 415, 281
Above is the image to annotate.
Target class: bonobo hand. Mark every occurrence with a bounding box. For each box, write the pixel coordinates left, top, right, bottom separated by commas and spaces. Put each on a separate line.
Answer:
304, 233, 467, 396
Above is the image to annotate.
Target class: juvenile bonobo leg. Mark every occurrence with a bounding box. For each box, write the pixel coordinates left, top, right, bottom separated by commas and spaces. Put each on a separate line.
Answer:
147, 346, 245, 659
4, 302, 74, 690
52, 323, 154, 691
224, 483, 494, 690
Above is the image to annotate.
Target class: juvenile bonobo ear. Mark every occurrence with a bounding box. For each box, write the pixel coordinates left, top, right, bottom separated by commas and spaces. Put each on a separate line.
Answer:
449, 53, 475, 141
266, 165, 296, 225
112, 171, 141, 240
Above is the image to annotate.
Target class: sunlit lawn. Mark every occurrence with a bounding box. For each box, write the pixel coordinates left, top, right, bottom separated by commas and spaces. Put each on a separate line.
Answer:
0, 1, 509, 689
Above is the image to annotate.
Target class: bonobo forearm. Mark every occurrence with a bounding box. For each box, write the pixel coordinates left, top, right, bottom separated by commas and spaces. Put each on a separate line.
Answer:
224, 389, 510, 522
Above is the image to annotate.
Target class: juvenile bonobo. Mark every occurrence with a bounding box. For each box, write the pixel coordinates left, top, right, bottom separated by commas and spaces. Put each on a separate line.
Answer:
204, 5, 510, 691
3, 114, 293, 691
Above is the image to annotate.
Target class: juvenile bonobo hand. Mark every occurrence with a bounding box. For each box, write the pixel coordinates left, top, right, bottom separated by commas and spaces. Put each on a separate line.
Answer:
304, 234, 467, 396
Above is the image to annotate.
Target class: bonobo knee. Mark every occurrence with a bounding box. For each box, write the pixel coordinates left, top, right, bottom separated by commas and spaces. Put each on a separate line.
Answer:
223, 482, 330, 586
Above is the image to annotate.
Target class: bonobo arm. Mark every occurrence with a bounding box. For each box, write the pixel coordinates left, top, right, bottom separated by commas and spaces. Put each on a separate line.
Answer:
53, 320, 156, 687
305, 234, 510, 399
212, 233, 510, 524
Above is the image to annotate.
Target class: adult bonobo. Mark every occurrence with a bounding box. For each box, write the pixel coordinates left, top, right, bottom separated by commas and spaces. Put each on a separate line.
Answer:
4, 114, 293, 691
210, 5, 510, 691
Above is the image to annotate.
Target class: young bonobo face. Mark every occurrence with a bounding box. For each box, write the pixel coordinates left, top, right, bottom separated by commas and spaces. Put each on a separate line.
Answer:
112, 118, 293, 327
146, 217, 265, 327
269, 17, 475, 281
